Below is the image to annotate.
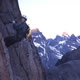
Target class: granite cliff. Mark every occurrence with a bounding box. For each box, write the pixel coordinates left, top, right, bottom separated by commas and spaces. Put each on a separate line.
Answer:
0, 0, 45, 80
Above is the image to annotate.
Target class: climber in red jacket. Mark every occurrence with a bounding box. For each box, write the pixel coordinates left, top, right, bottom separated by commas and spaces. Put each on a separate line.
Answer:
4, 16, 30, 47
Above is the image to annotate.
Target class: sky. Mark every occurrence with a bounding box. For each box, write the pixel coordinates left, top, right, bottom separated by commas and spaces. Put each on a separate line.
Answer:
19, 0, 80, 38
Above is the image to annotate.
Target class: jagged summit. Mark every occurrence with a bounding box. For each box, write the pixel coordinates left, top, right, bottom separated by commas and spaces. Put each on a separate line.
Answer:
62, 32, 69, 37
31, 28, 40, 33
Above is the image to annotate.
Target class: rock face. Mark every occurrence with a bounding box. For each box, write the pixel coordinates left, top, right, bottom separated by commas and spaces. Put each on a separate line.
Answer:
50, 47, 80, 80
0, 33, 12, 80
56, 47, 80, 66
0, 0, 45, 80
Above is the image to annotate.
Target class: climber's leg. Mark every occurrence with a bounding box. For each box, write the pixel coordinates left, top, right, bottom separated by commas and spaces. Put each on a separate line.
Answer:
4, 32, 26, 47
4, 36, 20, 47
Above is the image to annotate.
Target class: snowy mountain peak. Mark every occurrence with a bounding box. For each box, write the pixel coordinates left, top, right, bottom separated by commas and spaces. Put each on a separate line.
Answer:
31, 29, 80, 71
31, 28, 39, 33
62, 32, 69, 37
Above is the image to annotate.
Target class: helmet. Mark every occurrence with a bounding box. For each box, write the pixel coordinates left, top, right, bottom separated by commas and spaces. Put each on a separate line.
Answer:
21, 15, 27, 21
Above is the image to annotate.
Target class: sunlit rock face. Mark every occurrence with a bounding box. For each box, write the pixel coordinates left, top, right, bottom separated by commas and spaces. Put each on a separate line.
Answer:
0, 0, 45, 80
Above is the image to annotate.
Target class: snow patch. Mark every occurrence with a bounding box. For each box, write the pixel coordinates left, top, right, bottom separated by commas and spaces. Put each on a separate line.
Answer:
59, 40, 66, 45
33, 42, 47, 56
34, 35, 41, 38
49, 46, 63, 59
67, 45, 70, 47
71, 46, 77, 50
39, 52, 44, 56
33, 39, 36, 41
39, 35, 41, 38
33, 42, 44, 49
33, 42, 41, 47
49, 46, 59, 52
76, 39, 80, 44
59, 46, 63, 49
56, 54, 63, 59
41, 41, 46, 46
72, 43, 76, 44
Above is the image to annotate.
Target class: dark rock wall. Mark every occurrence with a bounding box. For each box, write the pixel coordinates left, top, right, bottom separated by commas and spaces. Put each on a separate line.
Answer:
51, 60, 80, 80
0, 33, 13, 80
49, 47, 80, 80
56, 47, 80, 66
0, 0, 45, 80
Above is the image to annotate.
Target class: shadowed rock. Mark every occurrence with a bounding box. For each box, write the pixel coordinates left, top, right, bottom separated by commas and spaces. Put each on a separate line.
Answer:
50, 47, 80, 80
56, 47, 80, 66
52, 60, 80, 80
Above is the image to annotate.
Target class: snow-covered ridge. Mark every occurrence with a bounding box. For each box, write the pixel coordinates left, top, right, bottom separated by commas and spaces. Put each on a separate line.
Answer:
31, 30, 80, 70
49, 46, 63, 59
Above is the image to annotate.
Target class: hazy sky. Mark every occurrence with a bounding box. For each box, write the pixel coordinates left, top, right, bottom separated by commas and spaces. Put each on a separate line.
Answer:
19, 0, 80, 38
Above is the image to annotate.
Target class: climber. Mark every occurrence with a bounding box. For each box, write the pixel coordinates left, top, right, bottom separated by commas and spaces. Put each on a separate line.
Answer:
13, 16, 30, 39
4, 16, 30, 47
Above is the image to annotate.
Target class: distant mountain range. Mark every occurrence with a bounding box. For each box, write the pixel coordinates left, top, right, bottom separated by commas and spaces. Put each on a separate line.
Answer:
31, 28, 80, 71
